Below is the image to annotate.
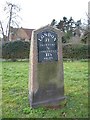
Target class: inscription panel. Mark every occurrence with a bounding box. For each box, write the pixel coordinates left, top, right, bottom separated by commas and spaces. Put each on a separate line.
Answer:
37, 30, 58, 62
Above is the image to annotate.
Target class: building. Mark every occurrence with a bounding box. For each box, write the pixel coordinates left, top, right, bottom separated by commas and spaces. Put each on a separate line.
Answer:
9, 27, 34, 41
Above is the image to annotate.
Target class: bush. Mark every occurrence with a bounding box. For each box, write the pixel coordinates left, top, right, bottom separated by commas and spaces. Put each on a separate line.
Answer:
2, 40, 88, 61
62, 43, 88, 60
2, 40, 30, 61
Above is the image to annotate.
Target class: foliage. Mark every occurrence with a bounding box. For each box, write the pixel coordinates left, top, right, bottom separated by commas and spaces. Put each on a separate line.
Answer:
81, 28, 89, 44
2, 61, 88, 118
62, 31, 72, 43
51, 17, 82, 43
2, 40, 88, 61
2, 40, 30, 61
62, 44, 88, 60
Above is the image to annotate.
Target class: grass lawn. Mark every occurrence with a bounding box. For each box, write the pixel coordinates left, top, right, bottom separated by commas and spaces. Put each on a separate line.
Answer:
2, 60, 88, 118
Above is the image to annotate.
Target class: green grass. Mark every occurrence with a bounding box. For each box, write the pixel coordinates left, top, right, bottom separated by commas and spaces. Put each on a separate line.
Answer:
2, 61, 88, 118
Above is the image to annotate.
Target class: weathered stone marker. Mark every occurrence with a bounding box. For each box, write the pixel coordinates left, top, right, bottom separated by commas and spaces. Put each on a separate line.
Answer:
29, 25, 65, 108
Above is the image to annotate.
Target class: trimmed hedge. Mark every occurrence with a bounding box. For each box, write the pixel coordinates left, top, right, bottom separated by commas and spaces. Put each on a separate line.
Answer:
2, 40, 30, 60
62, 43, 88, 60
2, 40, 88, 60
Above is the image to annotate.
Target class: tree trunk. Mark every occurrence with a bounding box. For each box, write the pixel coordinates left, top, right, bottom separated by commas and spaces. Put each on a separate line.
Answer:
7, 5, 13, 41
0, 21, 6, 41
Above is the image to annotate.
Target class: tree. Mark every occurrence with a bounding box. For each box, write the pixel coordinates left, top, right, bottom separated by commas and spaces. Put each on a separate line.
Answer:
80, 12, 90, 44
0, 20, 6, 41
50, 19, 57, 26
51, 17, 82, 43
0, 1, 21, 41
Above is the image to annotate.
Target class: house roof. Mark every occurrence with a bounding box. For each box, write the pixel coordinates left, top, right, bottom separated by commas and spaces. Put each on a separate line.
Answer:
22, 28, 34, 39
10, 27, 35, 40
10, 27, 18, 33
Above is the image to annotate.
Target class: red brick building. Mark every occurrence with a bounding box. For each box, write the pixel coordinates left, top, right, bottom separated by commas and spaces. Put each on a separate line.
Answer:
9, 27, 34, 41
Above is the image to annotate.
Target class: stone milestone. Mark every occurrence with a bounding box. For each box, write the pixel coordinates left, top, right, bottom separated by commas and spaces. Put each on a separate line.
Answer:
29, 25, 65, 108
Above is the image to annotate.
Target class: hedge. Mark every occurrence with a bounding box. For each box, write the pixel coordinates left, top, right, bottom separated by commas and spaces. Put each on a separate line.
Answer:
62, 43, 89, 60
2, 40, 88, 60
2, 40, 30, 61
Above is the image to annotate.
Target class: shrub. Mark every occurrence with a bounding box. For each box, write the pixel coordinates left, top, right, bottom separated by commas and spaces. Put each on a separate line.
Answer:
2, 40, 88, 61
2, 40, 30, 60
62, 43, 88, 60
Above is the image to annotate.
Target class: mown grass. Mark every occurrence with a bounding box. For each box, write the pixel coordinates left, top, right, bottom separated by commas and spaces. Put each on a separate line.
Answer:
2, 60, 88, 118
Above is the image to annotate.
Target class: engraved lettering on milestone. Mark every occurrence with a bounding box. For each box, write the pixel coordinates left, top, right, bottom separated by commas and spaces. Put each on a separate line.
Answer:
37, 30, 58, 62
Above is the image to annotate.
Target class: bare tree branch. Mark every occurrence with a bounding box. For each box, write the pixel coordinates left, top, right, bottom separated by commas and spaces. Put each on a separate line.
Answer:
0, 1, 21, 41
0, 20, 6, 41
